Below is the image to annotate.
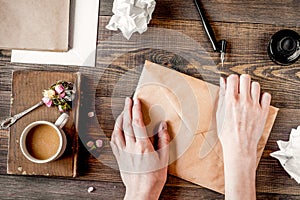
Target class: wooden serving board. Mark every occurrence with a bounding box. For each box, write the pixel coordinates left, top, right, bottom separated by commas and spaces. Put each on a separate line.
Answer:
7, 71, 81, 177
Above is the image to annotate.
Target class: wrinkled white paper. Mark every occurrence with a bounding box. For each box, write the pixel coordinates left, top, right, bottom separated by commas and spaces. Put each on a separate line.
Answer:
106, 0, 156, 40
271, 126, 300, 183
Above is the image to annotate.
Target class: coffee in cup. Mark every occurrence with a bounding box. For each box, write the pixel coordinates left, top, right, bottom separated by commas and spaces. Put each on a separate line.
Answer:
20, 113, 69, 164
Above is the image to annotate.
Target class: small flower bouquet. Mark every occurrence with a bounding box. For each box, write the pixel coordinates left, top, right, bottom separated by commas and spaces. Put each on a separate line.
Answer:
42, 81, 75, 112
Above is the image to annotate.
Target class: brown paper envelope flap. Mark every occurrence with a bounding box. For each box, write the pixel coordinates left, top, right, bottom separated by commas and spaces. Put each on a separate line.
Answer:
135, 82, 196, 163
136, 61, 219, 135
135, 60, 279, 194
198, 129, 221, 160
168, 134, 225, 192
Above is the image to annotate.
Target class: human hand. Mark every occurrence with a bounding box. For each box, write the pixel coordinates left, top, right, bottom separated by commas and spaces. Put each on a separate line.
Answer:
110, 97, 170, 200
217, 74, 271, 160
216, 74, 271, 200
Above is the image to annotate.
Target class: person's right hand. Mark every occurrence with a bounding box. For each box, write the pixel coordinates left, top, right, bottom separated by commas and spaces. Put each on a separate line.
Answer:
216, 74, 271, 200
217, 74, 271, 159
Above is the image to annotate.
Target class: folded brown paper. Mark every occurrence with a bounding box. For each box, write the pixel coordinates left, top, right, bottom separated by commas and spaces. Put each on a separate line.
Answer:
134, 61, 279, 194
0, 0, 70, 51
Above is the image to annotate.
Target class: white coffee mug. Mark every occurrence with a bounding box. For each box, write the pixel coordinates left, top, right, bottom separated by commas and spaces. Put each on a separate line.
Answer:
20, 113, 69, 164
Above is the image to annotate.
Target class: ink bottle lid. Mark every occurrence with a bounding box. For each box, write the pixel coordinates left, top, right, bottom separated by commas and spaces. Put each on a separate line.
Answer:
268, 29, 300, 65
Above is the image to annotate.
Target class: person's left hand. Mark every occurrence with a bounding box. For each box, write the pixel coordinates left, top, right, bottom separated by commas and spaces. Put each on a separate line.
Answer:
110, 97, 170, 200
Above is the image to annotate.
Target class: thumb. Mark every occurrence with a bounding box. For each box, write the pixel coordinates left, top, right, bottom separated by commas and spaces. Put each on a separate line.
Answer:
157, 121, 170, 162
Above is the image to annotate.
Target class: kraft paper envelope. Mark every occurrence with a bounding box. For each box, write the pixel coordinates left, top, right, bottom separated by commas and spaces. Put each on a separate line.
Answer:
11, 0, 99, 67
134, 61, 279, 194
0, 0, 70, 51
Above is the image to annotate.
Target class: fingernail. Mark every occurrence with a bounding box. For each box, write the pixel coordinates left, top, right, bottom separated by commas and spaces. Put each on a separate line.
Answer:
220, 77, 225, 89
241, 74, 250, 79
133, 98, 139, 105
125, 97, 131, 105
158, 121, 167, 131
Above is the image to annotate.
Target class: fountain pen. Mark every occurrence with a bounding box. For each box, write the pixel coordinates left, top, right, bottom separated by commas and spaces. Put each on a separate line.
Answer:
194, 0, 227, 66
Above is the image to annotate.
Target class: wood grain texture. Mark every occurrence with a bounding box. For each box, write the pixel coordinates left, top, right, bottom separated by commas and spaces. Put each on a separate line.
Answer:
2, 175, 300, 200
0, 0, 300, 198
98, 16, 300, 110
0, 16, 299, 196
100, 0, 300, 27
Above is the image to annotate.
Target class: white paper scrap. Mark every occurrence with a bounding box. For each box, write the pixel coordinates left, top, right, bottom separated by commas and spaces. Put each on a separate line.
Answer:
271, 126, 300, 183
11, 0, 100, 67
106, 0, 156, 40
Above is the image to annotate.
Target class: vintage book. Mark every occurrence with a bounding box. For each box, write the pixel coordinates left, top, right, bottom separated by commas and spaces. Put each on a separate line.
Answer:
134, 61, 279, 194
0, 0, 70, 51
7, 71, 80, 177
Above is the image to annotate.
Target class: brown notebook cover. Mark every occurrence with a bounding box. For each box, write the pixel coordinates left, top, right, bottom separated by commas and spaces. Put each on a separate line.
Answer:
7, 71, 80, 177
0, 0, 70, 51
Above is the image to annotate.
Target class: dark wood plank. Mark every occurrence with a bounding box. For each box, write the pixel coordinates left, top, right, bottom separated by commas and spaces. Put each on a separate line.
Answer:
100, 0, 300, 26
97, 17, 300, 109
0, 8, 299, 199
0, 50, 11, 61
1, 175, 300, 199
0, 175, 125, 200
0, 16, 299, 186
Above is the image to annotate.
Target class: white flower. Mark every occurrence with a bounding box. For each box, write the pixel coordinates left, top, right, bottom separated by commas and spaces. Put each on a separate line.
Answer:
42, 89, 56, 99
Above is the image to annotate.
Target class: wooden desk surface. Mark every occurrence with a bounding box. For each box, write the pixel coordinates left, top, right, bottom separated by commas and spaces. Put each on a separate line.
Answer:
1, 0, 300, 199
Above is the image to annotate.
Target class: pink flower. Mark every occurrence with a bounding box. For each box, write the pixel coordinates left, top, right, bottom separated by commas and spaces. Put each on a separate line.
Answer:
95, 139, 103, 148
55, 84, 64, 94
42, 97, 52, 107
58, 105, 65, 112
60, 92, 66, 98
86, 141, 94, 148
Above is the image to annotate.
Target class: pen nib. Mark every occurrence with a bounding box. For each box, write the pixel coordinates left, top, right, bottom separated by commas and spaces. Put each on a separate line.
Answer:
220, 52, 225, 67
219, 40, 227, 67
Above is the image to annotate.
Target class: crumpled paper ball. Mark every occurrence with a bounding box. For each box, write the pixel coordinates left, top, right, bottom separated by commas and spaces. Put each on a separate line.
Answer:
106, 0, 156, 40
270, 126, 300, 183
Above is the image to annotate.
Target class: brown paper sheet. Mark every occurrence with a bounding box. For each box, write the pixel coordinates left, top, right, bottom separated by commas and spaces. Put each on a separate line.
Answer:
0, 0, 70, 51
134, 61, 279, 194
